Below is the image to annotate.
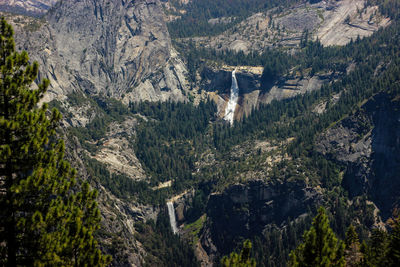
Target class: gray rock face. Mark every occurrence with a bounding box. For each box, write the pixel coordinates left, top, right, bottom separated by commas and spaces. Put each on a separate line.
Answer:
13, 0, 190, 103
317, 112, 372, 197
317, 92, 400, 217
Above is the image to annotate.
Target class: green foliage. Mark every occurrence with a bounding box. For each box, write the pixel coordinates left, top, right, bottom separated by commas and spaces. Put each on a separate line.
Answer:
57, 1, 400, 264
185, 187, 210, 223
0, 18, 110, 266
209, 19, 400, 155
221, 239, 256, 267
345, 225, 360, 248
289, 207, 345, 267
289, 214, 400, 267
183, 215, 206, 246
135, 209, 199, 267
167, 0, 303, 38
344, 225, 362, 267
387, 216, 400, 266
68, 95, 130, 144
251, 216, 313, 267
174, 40, 295, 87
367, 0, 400, 18
132, 100, 217, 188
360, 229, 390, 266
84, 156, 167, 205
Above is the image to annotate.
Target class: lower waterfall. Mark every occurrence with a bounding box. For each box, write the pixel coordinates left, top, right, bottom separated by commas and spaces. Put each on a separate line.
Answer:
167, 201, 178, 234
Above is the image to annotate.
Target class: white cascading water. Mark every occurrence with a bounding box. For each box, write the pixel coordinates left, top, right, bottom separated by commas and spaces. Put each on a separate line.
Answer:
223, 70, 239, 125
167, 201, 178, 234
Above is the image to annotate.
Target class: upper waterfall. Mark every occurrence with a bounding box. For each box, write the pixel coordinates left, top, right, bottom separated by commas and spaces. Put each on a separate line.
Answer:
223, 70, 239, 125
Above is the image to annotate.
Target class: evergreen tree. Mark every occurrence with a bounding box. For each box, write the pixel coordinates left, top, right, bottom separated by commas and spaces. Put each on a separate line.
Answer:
0, 18, 110, 266
387, 215, 400, 266
221, 239, 256, 267
289, 207, 345, 267
360, 229, 389, 267
345, 225, 360, 248
344, 225, 362, 267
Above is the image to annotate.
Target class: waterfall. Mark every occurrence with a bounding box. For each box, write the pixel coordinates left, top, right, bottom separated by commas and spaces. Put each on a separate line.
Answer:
224, 70, 239, 125
167, 201, 178, 234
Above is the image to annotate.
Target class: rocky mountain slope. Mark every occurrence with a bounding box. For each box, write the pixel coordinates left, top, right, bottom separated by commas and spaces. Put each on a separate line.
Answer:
0, 0, 58, 16
189, 0, 390, 52
9, 0, 191, 107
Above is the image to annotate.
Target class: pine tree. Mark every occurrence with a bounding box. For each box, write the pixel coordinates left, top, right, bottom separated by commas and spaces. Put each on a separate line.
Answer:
289, 207, 345, 267
360, 228, 389, 267
344, 225, 362, 267
387, 215, 400, 266
0, 17, 110, 266
221, 239, 256, 267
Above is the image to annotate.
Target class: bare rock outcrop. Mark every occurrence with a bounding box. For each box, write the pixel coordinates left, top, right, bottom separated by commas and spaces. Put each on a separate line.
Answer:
191, 0, 390, 52
64, 128, 156, 266
92, 117, 147, 181
316, 0, 391, 46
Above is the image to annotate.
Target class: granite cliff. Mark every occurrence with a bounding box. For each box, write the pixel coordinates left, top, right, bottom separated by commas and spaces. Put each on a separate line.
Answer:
9, 0, 191, 106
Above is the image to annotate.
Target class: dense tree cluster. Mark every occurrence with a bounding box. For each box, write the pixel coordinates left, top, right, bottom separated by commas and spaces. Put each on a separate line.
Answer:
167, 0, 302, 38
0, 18, 110, 266
289, 207, 345, 267
209, 18, 400, 155
290, 208, 400, 267
174, 40, 296, 87
131, 100, 217, 189
367, 0, 400, 19
221, 239, 256, 267
84, 156, 168, 205
135, 209, 200, 267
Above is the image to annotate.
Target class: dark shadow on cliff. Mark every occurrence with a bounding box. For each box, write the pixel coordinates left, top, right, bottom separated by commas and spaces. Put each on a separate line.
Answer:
204, 180, 322, 257
368, 93, 400, 218
341, 92, 400, 219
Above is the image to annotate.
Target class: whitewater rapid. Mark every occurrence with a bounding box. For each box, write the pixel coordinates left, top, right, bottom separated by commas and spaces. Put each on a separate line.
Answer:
223, 70, 239, 125
167, 201, 178, 234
